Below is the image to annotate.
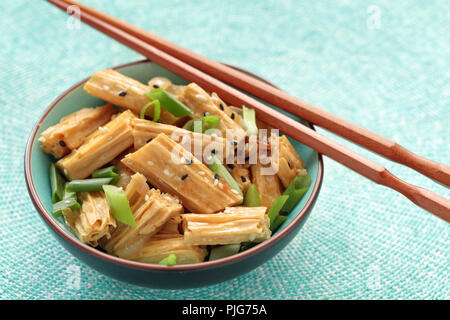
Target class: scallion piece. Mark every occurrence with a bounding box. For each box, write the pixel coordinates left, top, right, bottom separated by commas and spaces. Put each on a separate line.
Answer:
243, 184, 261, 207
52, 198, 80, 217
201, 115, 221, 132
92, 165, 120, 184
159, 253, 177, 266
183, 115, 221, 133
270, 215, 288, 232
63, 183, 77, 201
140, 100, 161, 122
182, 119, 194, 130
50, 164, 64, 203
65, 177, 114, 192
242, 105, 258, 136
281, 174, 311, 213
208, 155, 243, 197
102, 185, 136, 226
145, 88, 193, 117
267, 195, 289, 225
209, 244, 241, 261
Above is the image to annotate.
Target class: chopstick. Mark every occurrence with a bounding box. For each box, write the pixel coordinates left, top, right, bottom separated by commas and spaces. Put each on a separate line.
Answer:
47, 0, 450, 222
54, 0, 450, 188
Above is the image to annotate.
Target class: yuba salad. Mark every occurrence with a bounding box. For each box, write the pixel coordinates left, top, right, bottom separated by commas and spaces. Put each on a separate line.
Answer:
39, 69, 311, 265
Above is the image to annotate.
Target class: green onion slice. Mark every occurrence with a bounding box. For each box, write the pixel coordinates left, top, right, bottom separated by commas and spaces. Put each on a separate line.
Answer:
242, 105, 258, 136
267, 195, 289, 225
243, 184, 261, 207
182, 119, 194, 131
159, 253, 177, 266
209, 244, 241, 261
50, 164, 64, 203
145, 88, 193, 117
240, 242, 258, 252
63, 183, 78, 201
270, 215, 288, 232
65, 177, 114, 193
102, 185, 136, 226
183, 115, 220, 134
282, 174, 311, 213
52, 198, 80, 217
93, 165, 120, 184
140, 100, 161, 122
208, 155, 243, 197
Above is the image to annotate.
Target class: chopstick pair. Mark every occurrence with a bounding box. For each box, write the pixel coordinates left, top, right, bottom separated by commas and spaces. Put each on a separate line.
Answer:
47, 0, 450, 222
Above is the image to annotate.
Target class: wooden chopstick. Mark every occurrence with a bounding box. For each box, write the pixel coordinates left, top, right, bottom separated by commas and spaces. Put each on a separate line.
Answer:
56, 0, 450, 188
47, 0, 450, 222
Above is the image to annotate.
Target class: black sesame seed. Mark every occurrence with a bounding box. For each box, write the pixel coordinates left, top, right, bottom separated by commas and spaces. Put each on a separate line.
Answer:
230, 113, 235, 120
146, 138, 153, 143
219, 103, 224, 111
287, 161, 292, 169
227, 164, 235, 169
59, 140, 66, 147
152, 84, 159, 89
211, 149, 217, 154
185, 158, 192, 165
118, 91, 127, 96
245, 156, 250, 162
241, 176, 247, 183
231, 140, 238, 146
181, 174, 188, 180
214, 174, 219, 180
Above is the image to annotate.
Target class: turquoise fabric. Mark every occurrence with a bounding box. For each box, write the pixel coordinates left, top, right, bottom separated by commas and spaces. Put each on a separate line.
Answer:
0, 0, 448, 299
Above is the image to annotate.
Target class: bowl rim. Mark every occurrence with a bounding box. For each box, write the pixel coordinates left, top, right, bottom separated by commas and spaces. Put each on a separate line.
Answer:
24, 59, 324, 271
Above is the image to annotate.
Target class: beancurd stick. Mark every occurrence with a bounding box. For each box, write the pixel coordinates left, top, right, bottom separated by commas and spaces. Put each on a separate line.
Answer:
56, 110, 135, 180
84, 69, 179, 125
132, 119, 233, 161
250, 162, 283, 208
182, 207, 271, 245
179, 83, 246, 142
121, 133, 243, 214
39, 104, 115, 159
101, 173, 183, 259
131, 234, 207, 264
62, 191, 116, 246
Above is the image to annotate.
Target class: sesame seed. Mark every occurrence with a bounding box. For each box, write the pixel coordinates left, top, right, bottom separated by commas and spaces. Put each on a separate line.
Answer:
245, 156, 250, 162
164, 196, 173, 202
213, 179, 218, 186
211, 149, 217, 155
230, 113, 235, 120
218, 182, 224, 189
214, 173, 219, 180
204, 112, 210, 116
227, 164, 235, 169
231, 141, 238, 146
181, 174, 188, 180
98, 126, 105, 133
287, 161, 292, 169
63, 169, 68, 175
145, 194, 149, 201
219, 103, 224, 111
118, 91, 127, 96
164, 169, 170, 176
185, 158, 192, 165
147, 161, 154, 166
241, 176, 247, 183
152, 84, 159, 89
59, 140, 66, 147
146, 138, 153, 143
198, 171, 205, 176
231, 189, 239, 195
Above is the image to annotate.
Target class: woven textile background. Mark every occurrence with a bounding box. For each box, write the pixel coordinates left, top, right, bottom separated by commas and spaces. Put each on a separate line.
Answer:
0, 0, 448, 299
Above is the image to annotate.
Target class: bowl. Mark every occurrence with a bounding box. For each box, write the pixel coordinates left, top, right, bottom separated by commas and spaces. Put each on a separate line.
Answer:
24, 59, 323, 289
